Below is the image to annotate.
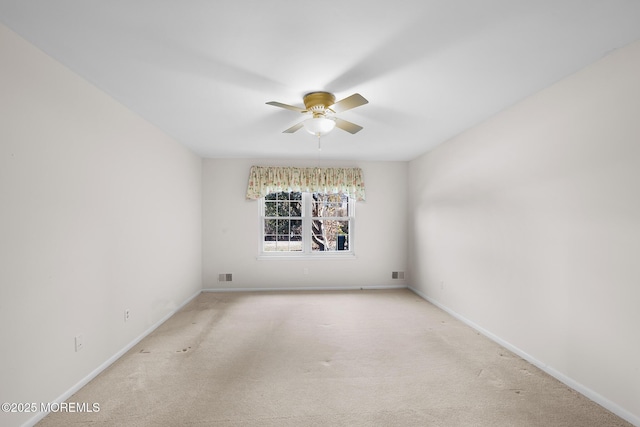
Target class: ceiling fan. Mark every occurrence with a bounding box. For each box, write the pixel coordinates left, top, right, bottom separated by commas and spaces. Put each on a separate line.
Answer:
266, 92, 368, 136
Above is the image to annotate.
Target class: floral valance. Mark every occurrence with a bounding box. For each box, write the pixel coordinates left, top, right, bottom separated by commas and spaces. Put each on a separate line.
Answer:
246, 166, 366, 201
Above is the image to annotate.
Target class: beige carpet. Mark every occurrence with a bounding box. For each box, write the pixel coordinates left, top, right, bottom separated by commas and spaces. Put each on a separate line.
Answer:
38, 289, 631, 426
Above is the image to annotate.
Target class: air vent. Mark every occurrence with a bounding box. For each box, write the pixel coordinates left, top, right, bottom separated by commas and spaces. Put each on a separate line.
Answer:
392, 271, 405, 280
218, 273, 233, 282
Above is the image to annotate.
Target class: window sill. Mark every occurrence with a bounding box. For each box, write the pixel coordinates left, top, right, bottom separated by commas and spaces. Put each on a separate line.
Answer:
257, 253, 357, 261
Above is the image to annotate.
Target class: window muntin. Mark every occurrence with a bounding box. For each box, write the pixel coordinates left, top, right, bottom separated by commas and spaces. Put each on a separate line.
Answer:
261, 191, 353, 255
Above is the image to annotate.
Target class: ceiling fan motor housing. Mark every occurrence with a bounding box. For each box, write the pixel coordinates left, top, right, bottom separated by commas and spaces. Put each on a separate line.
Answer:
303, 92, 336, 114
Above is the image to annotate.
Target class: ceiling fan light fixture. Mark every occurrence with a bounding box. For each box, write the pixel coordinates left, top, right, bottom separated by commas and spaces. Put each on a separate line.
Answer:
303, 116, 335, 136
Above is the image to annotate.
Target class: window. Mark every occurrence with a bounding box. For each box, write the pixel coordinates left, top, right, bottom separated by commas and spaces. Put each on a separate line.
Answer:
260, 191, 354, 256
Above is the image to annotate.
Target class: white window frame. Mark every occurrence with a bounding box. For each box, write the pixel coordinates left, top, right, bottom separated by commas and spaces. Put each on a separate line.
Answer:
258, 191, 355, 259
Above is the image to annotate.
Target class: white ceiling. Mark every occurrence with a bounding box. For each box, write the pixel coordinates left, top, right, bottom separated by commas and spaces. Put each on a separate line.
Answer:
2, 1, 640, 161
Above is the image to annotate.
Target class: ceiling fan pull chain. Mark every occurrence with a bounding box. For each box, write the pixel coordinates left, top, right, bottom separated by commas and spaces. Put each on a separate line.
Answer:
317, 135, 322, 151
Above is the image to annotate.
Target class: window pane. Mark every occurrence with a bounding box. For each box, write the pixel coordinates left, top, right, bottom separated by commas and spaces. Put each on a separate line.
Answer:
291, 219, 302, 236
311, 218, 330, 251
264, 201, 277, 217
263, 236, 276, 252
275, 201, 287, 217
264, 219, 277, 235
311, 219, 349, 251
337, 234, 348, 251
324, 202, 339, 217
311, 193, 349, 218
290, 200, 302, 217
311, 237, 324, 251
276, 219, 290, 236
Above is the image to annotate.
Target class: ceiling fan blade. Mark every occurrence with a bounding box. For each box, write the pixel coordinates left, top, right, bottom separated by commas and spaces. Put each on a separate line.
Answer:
283, 122, 305, 133
334, 118, 363, 134
330, 93, 368, 113
266, 101, 306, 113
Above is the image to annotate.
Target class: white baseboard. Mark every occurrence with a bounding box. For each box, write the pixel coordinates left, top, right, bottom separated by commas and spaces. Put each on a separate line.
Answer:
203, 284, 408, 293
21, 289, 202, 427
408, 286, 640, 427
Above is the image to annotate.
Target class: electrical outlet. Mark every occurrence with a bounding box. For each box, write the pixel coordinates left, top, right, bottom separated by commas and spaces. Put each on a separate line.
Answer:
75, 335, 83, 352
124, 309, 130, 322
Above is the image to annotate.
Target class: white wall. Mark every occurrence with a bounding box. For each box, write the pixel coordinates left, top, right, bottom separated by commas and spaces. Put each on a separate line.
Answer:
408, 40, 640, 424
0, 24, 202, 427
203, 158, 408, 290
